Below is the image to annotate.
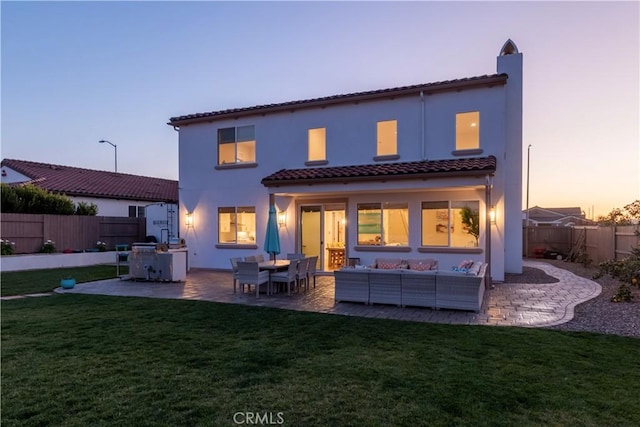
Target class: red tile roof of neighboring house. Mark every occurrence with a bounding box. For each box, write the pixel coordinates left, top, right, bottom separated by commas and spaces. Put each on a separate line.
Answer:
1, 159, 178, 203
261, 156, 496, 187
169, 74, 508, 126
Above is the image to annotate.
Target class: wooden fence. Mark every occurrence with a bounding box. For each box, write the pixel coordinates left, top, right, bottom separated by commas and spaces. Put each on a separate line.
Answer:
523, 225, 640, 264
1, 213, 146, 254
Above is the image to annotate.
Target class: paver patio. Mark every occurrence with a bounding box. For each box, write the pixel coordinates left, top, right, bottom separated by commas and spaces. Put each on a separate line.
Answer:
54, 260, 601, 328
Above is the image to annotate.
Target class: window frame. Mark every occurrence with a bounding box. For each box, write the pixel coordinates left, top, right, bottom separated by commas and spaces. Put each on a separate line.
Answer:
374, 120, 399, 161
217, 206, 257, 246
356, 201, 409, 248
306, 127, 328, 166
217, 125, 256, 166
421, 200, 481, 248
453, 111, 482, 155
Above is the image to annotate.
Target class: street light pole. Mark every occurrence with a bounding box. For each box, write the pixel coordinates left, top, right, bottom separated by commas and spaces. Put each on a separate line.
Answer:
525, 144, 532, 258
98, 140, 117, 173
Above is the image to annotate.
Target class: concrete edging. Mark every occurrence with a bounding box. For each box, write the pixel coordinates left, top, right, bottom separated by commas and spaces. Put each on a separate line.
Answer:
1, 252, 116, 272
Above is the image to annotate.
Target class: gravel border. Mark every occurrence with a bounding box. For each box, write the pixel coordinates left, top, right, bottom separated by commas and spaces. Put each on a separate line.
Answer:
504, 259, 639, 338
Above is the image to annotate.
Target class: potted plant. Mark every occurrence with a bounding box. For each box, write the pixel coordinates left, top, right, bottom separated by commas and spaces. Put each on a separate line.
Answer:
60, 277, 76, 289
460, 207, 480, 247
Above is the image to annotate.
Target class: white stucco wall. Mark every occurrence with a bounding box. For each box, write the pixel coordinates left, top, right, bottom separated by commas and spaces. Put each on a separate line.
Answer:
1, 168, 31, 183
498, 51, 524, 274
177, 50, 523, 281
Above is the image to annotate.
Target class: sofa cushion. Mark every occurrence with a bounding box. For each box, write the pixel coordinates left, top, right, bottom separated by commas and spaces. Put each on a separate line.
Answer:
402, 269, 437, 277
407, 259, 436, 271
376, 258, 403, 269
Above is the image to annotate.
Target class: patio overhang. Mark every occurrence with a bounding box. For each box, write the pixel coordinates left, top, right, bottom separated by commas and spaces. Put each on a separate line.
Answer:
261, 156, 496, 188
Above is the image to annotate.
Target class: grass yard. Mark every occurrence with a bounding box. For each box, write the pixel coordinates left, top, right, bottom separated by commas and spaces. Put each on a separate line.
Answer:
0, 265, 128, 297
2, 294, 639, 427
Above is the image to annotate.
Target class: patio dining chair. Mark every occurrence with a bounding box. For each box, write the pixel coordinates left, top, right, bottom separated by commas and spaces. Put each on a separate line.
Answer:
236, 261, 270, 298
255, 254, 265, 262
230, 257, 244, 293
270, 259, 299, 295
286, 253, 305, 260
296, 257, 311, 292
307, 255, 319, 288
244, 255, 257, 262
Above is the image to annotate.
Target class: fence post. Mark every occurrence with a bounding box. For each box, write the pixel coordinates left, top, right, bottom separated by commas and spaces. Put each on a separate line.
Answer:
611, 224, 617, 260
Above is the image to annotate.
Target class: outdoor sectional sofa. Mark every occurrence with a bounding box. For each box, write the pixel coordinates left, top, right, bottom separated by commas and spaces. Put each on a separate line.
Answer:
334, 259, 487, 312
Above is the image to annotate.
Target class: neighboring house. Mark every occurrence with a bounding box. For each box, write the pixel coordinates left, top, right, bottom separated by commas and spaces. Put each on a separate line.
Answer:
523, 206, 592, 227
1, 159, 179, 243
169, 40, 523, 281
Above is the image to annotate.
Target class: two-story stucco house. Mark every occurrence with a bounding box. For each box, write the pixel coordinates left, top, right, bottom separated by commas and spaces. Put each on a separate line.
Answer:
169, 40, 523, 282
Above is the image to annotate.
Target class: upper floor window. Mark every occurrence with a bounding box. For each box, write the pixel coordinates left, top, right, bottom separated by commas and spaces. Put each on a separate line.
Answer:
376, 120, 397, 156
218, 206, 256, 244
357, 202, 408, 246
308, 128, 326, 162
422, 200, 480, 248
218, 125, 255, 165
455, 112, 479, 150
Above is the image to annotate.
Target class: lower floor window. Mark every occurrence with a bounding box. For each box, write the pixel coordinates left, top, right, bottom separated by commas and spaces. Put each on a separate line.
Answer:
422, 201, 480, 247
357, 202, 408, 246
218, 206, 256, 244
128, 206, 146, 218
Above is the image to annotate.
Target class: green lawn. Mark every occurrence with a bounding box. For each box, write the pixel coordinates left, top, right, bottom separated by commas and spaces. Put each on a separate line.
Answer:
1, 265, 128, 297
2, 295, 639, 426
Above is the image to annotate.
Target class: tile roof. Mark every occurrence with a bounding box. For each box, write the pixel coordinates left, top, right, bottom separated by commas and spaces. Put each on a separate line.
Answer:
169, 74, 508, 126
261, 156, 496, 187
525, 206, 586, 222
1, 159, 178, 203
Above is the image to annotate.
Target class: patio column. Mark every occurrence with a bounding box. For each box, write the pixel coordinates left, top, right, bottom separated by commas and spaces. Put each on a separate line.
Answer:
485, 175, 493, 288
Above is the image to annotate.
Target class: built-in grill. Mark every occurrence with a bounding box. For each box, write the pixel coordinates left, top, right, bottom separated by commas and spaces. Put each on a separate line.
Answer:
129, 243, 187, 281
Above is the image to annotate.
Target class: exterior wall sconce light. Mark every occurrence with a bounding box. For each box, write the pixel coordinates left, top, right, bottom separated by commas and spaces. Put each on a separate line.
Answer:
185, 212, 194, 228
277, 211, 286, 227
489, 207, 496, 224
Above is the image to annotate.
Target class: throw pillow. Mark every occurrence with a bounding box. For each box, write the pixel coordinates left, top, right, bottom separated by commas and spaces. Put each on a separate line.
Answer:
411, 262, 429, 271
457, 260, 474, 269
378, 261, 398, 269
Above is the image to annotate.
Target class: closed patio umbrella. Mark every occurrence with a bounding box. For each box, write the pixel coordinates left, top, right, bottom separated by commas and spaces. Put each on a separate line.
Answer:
264, 205, 281, 262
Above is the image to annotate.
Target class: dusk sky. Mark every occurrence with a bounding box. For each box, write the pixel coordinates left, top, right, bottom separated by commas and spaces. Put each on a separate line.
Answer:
2, 1, 638, 218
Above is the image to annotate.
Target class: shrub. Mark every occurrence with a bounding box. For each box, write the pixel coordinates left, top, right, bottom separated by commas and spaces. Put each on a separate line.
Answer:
75, 202, 98, 216
1, 184, 75, 215
1, 239, 15, 255
40, 240, 56, 254
611, 284, 634, 303
594, 258, 640, 284
594, 230, 640, 285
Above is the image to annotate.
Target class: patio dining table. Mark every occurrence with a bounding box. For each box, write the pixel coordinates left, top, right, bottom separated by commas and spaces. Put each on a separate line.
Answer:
258, 260, 291, 295
258, 260, 290, 271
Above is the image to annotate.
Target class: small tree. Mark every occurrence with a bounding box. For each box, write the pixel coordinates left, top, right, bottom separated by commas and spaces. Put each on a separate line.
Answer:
460, 206, 480, 246
0, 184, 74, 215
75, 202, 98, 216
596, 200, 640, 225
